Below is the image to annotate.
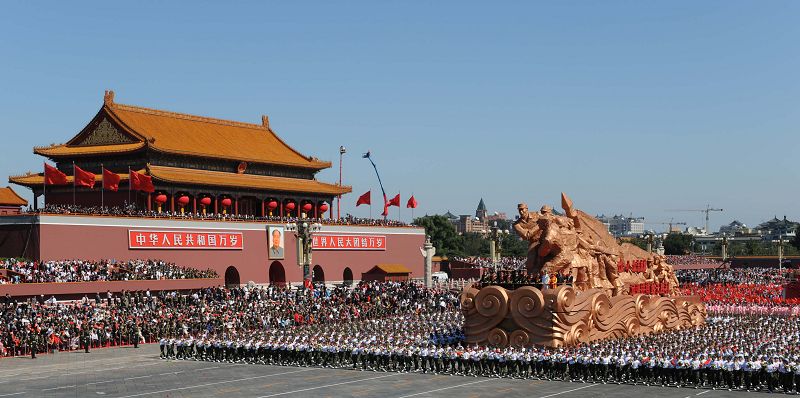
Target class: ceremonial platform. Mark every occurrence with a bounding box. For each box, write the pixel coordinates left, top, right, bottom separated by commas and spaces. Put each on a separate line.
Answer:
461, 284, 705, 348
461, 193, 707, 348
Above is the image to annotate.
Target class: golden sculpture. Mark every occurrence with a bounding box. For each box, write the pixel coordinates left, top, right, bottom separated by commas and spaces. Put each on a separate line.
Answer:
462, 193, 704, 348
512, 192, 679, 295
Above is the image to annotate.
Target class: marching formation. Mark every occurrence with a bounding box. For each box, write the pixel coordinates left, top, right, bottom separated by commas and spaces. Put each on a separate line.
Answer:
161, 312, 800, 393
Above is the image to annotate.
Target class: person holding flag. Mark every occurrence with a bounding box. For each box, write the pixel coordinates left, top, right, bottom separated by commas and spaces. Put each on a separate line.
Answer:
362, 151, 390, 218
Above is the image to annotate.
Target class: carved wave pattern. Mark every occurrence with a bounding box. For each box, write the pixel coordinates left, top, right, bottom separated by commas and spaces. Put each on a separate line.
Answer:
461, 285, 705, 348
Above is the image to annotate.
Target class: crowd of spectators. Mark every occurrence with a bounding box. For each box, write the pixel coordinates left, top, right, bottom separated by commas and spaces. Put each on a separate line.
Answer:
676, 268, 791, 286
451, 257, 526, 269
31, 204, 410, 227
677, 267, 799, 308
0, 258, 217, 284
665, 255, 725, 269
0, 281, 459, 358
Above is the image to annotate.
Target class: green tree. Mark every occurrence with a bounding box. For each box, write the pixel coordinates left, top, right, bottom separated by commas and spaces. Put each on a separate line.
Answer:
626, 237, 649, 251
663, 233, 694, 255
461, 232, 490, 257
501, 233, 528, 257
728, 242, 746, 257
745, 240, 765, 256
413, 215, 463, 257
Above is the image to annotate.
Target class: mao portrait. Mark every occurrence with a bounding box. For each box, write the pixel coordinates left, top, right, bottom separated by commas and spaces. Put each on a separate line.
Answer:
268, 226, 284, 259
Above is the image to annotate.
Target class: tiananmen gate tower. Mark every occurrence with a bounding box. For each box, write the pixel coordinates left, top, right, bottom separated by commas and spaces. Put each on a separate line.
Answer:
0, 91, 424, 296
10, 90, 350, 216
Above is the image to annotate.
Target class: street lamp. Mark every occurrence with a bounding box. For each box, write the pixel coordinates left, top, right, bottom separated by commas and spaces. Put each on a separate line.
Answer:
285, 220, 322, 284
721, 234, 729, 262
337, 146, 346, 220
488, 221, 509, 270
645, 233, 654, 253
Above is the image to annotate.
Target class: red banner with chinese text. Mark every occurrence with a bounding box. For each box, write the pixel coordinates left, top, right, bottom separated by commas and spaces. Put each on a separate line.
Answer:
618, 259, 648, 273
630, 281, 669, 295
128, 230, 243, 250
311, 234, 386, 250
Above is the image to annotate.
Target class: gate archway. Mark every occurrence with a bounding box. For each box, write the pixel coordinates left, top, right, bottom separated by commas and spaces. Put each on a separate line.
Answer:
224, 266, 240, 287
342, 267, 353, 286
312, 265, 325, 283
269, 261, 286, 286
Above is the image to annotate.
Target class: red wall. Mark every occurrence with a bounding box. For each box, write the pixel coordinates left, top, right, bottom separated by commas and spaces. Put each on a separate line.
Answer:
33, 215, 425, 285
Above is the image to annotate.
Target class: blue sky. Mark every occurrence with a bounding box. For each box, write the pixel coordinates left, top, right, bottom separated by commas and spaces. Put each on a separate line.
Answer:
1, 1, 798, 231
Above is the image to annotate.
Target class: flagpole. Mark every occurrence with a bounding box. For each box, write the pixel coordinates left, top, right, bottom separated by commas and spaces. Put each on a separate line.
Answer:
128, 166, 131, 207
398, 191, 401, 222
72, 161, 76, 206
42, 163, 46, 211
101, 163, 104, 209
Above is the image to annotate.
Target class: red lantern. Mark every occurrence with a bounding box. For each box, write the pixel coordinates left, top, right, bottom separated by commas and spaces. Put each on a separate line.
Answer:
177, 196, 190, 206
154, 194, 167, 204
319, 202, 329, 213
221, 198, 232, 207
200, 197, 211, 206
285, 202, 296, 211
267, 200, 278, 210
302, 203, 313, 212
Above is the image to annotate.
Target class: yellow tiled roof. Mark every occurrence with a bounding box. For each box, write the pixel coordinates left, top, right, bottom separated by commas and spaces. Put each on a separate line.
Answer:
35, 142, 145, 157
371, 264, 412, 274
147, 165, 351, 196
34, 91, 332, 170
0, 186, 27, 206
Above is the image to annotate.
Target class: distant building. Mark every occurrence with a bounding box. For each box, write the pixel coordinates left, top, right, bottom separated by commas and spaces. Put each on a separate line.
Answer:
596, 214, 645, 237
455, 215, 488, 234
719, 220, 750, 235
486, 212, 508, 222
475, 198, 488, 221
449, 199, 491, 234
755, 216, 798, 241
685, 226, 707, 236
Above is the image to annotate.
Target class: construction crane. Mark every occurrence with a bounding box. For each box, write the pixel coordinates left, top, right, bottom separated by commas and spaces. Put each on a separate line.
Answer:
667, 205, 723, 234
645, 219, 687, 233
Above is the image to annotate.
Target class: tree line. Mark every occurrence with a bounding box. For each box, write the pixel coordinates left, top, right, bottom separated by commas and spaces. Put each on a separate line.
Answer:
416, 215, 800, 258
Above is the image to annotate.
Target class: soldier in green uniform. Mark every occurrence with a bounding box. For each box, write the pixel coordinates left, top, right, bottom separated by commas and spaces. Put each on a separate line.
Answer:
81, 323, 90, 353
28, 331, 38, 359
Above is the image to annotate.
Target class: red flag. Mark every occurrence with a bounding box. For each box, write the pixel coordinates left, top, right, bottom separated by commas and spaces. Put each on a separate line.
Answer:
129, 170, 155, 193
44, 163, 68, 185
74, 165, 96, 188
387, 194, 401, 207
381, 193, 389, 217
356, 191, 371, 206
103, 168, 120, 192
406, 195, 418, 209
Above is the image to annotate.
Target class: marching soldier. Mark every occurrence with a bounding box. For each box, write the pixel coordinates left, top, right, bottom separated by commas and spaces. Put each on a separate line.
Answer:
81, 323, 91, 354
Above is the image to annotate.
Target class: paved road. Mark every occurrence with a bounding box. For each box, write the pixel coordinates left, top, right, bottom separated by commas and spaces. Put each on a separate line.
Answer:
0, 345, 761, 397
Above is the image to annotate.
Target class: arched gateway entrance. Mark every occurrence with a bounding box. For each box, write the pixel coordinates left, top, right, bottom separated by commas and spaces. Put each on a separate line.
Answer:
343, 267, 353, 286
312, 265, 325, 283
269, 261, 286, 285
224, 266, 240, 287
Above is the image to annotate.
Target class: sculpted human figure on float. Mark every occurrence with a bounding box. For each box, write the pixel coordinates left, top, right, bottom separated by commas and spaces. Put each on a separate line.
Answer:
513, 192, 679, 295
